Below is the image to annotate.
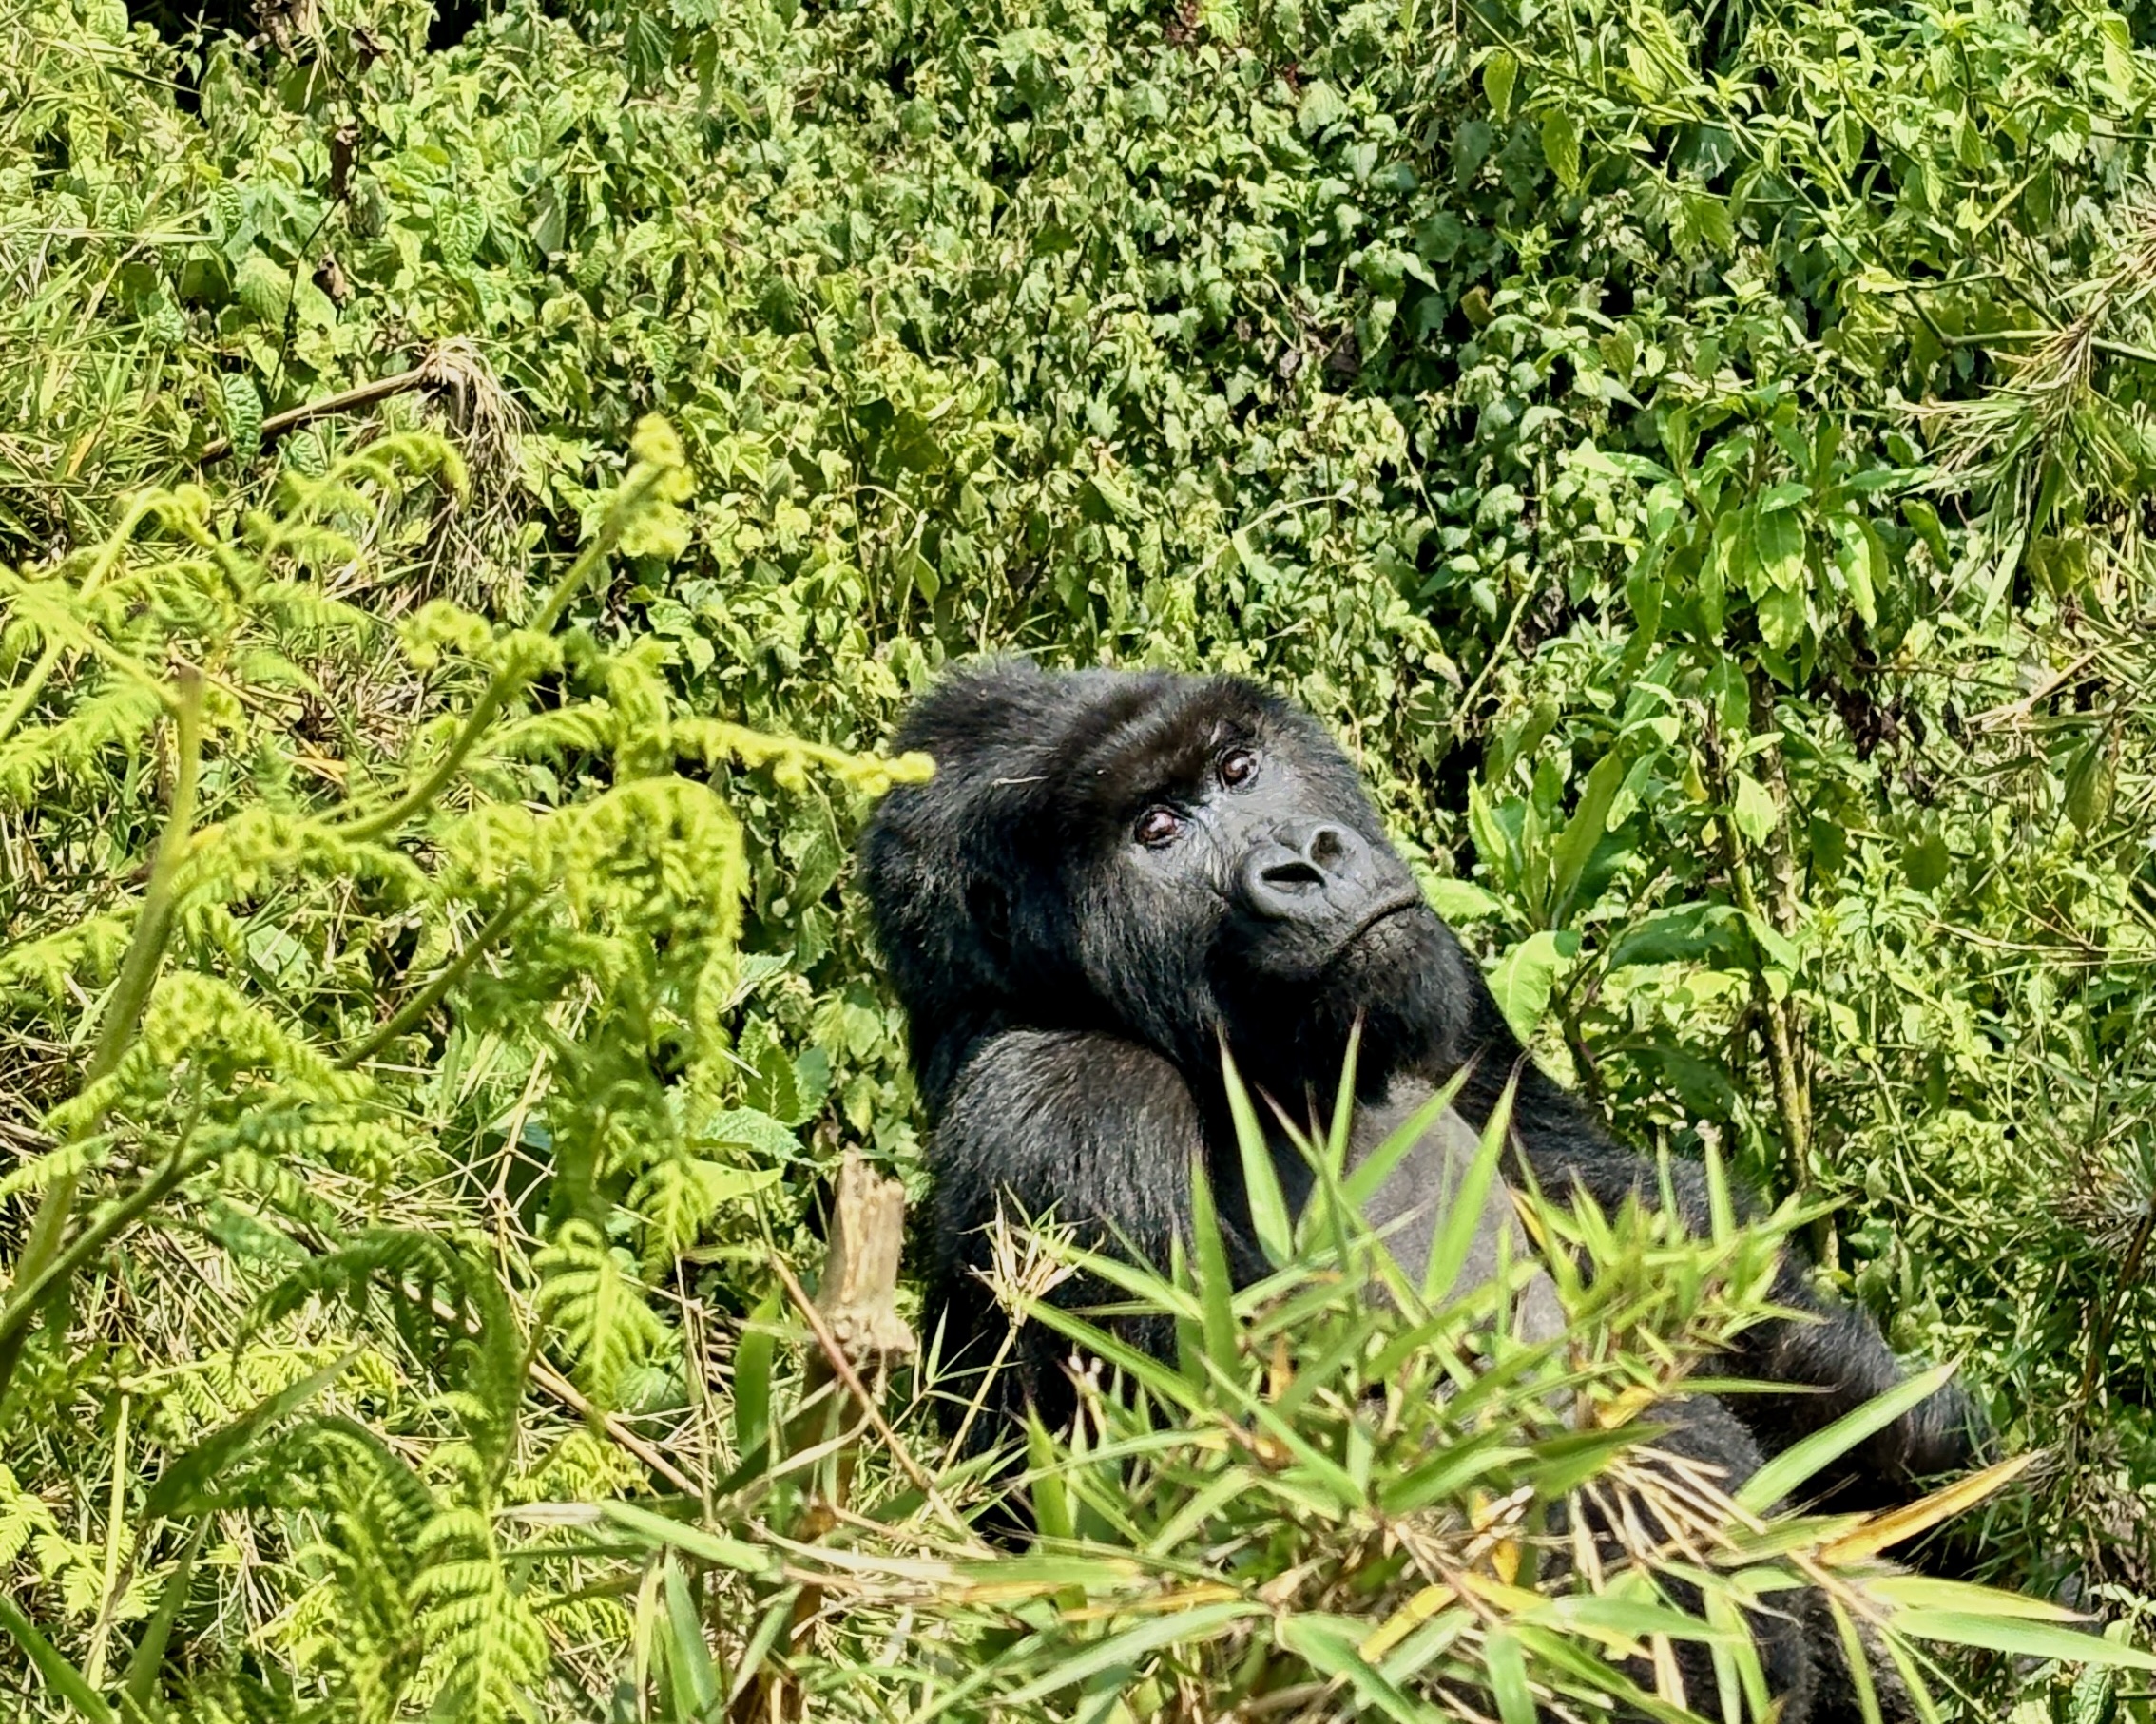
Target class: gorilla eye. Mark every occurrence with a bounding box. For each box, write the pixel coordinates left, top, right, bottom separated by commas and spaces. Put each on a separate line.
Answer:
1133, 805, 1184, 849
1218, 746, 1257, 789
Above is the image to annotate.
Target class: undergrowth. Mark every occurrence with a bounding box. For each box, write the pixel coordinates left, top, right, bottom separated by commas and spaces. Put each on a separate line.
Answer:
4, 0, 2156, 1710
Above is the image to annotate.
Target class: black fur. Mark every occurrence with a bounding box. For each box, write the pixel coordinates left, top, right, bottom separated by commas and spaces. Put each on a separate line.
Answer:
862, 660, 1985, 1718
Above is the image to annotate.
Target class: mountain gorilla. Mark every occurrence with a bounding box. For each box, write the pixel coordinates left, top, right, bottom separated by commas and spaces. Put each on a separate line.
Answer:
859, 660, 1985, 1717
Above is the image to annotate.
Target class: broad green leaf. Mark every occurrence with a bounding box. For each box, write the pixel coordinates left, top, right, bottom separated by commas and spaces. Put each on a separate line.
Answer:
1550, 747, 1627, 921
1422, 876, 1508, 923
1757, 582, 1805, 652
1845, 520, 1885, 625
2064, 737, 2114, 833
220, 372, 263, 461
1541, 107, 1581, 188
1486, 929, 1580, 1041
1605, 901, 1744, 969
233, 250, 292, 325
1482, 50, 1517, 122
1902, 826, 1951, 892
1730, 771, 1778, 846
1297, 79, 1348, 133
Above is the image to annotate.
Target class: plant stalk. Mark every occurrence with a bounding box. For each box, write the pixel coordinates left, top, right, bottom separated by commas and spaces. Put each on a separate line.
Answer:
0, 665, 204, 1410
1723, 817, 1814, 1206
338, 891, 530, 1070
336, 465, 663, 843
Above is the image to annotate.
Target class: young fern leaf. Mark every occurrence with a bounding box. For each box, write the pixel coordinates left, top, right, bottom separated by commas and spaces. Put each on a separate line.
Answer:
534, 1216, 668, 1413
411, 1503, 550, 1724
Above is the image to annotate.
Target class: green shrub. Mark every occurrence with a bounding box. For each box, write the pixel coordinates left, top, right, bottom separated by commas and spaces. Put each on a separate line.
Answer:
5, 0, 2156, 1707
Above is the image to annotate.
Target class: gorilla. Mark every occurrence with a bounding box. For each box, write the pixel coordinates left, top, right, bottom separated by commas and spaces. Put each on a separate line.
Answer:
860, 660, 1985, 1716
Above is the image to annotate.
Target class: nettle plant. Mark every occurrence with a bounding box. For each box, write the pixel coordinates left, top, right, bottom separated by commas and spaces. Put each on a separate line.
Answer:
0, 418, 924, 1716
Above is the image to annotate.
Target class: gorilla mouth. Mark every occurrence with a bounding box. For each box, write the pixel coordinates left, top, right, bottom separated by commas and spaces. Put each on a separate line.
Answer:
1335, 887, 1428, 958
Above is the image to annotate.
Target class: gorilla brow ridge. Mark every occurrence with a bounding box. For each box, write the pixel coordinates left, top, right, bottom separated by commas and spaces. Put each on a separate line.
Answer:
1059, 680, 1264, 824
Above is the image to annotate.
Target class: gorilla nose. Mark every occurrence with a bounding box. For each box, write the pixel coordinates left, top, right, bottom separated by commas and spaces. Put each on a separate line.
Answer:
1242, 822, 1370, 919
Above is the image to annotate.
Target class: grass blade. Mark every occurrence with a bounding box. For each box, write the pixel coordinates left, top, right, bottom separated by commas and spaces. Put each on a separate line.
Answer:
1423, 1076, 1518, 1308
1221, 1040, 1292, 1269
1734, 1362, 1955, 1514
662, 1555, 726, 1718
121, 1517, 209, 1711
0, 1597, 114, 1724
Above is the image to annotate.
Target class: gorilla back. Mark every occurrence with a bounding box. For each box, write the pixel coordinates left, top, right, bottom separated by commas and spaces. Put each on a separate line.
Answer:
860, 660, 1982, 1520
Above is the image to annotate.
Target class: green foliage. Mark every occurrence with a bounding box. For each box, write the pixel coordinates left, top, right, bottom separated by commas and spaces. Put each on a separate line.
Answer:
5, 0, 2156, 1707
0, 416, 926, 1716
961, 1083, 2156, 1721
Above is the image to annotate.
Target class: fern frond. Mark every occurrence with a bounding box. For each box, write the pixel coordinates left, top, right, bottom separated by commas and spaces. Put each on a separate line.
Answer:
533, 1217, 667, 1410
0, 677, 164, 805
626, 1150, 780, 1269
255, 1232, 526, 1473
410, 1504, 549, 1724
0, 1137, 107, 1202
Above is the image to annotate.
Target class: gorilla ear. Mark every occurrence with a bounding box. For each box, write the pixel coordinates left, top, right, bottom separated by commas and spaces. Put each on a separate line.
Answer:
966, 880, 1012, 963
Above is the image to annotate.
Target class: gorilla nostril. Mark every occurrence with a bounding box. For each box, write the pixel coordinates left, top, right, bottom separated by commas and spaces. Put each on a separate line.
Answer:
1261, 856, 1326, 891
1307, 825, 1351, 869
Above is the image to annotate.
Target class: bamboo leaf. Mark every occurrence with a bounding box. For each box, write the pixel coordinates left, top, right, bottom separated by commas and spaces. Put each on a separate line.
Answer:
1735, 1362, 1957, 1514
998, 1601, 1261, 1703
1423, 1077, 1517, 1307
1222, 1040, 1292, 1269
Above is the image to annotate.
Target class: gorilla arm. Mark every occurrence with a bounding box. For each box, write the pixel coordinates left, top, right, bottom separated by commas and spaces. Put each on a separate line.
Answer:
924, 1028, 1214, 1429
1450, 1023, 1984, 1513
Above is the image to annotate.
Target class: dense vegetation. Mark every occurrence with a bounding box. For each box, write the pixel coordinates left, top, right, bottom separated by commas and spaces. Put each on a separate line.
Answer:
5, 0, 2156, 1709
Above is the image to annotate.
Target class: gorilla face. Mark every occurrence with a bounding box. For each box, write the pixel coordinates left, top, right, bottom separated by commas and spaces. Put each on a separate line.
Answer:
1115, 733, 1424, 981
1090, 716, 1432, 1010
860, 659, 1478, 1103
